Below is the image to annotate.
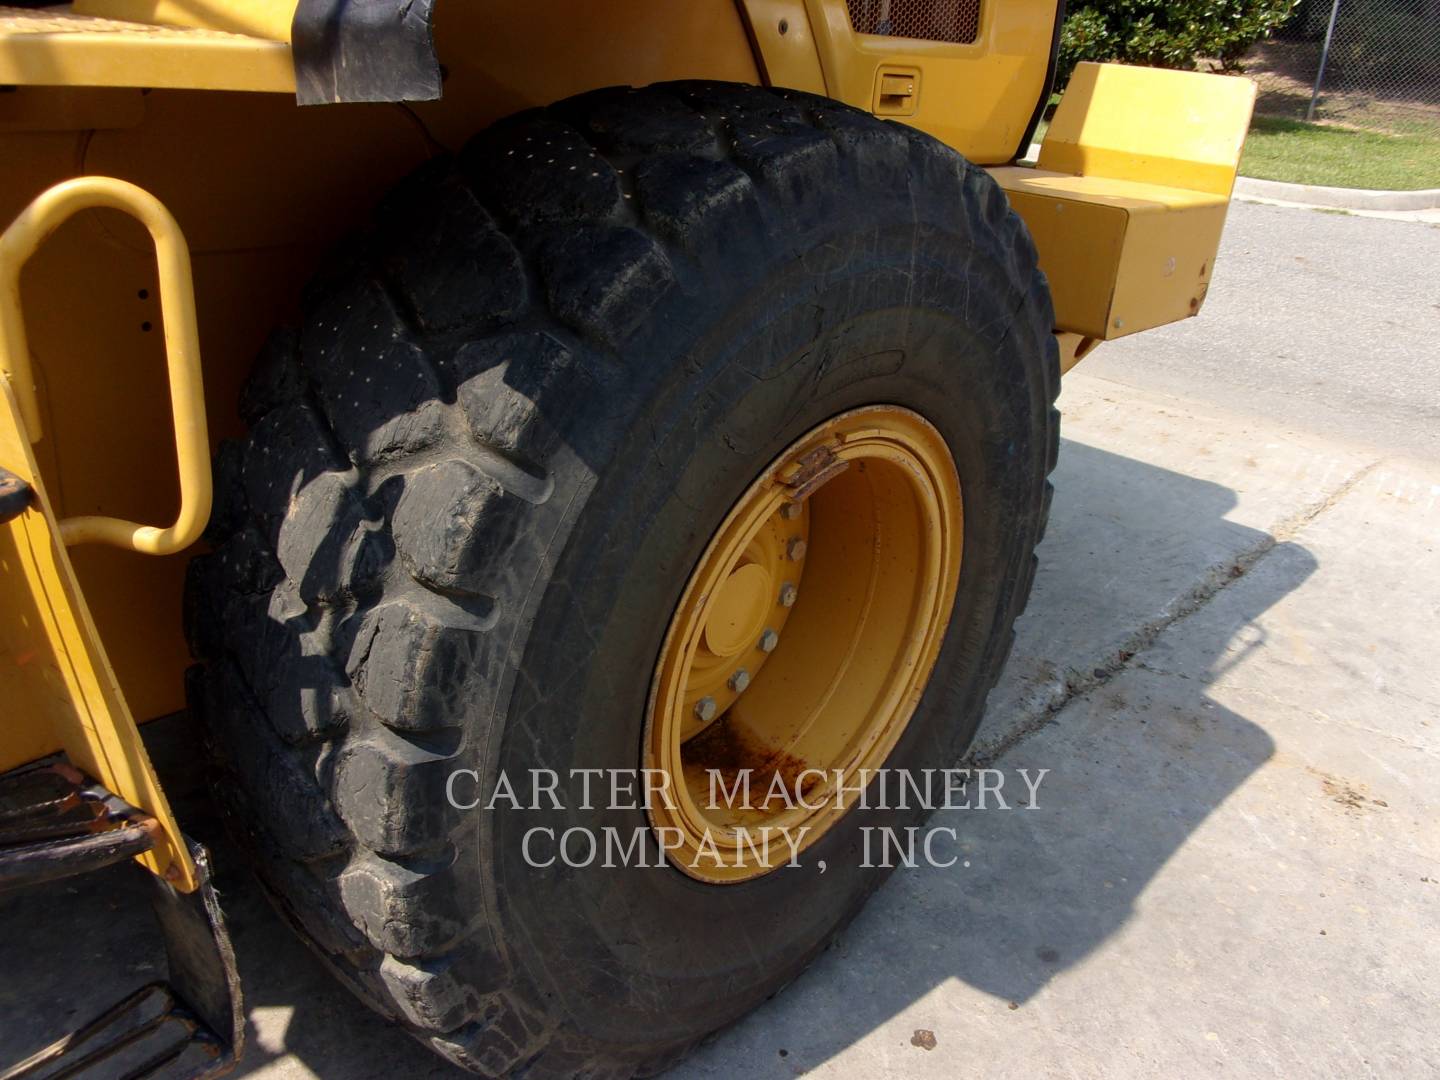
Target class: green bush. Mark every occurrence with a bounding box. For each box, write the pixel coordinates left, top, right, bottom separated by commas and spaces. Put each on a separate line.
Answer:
1057, 0, 1300, 87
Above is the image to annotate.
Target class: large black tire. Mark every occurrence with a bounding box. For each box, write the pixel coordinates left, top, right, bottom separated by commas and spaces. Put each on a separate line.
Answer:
187, 81, 1058, 1077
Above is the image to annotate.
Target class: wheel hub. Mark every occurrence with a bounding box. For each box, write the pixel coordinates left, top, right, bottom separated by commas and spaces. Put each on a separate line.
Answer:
680, 504, 807, 742
644, 406, 963, 883
702, 564, 773, 656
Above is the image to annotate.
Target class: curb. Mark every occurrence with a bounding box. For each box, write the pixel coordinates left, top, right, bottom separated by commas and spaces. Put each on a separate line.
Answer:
1233, 192, 1440, 223
1234, 176, 1440, 211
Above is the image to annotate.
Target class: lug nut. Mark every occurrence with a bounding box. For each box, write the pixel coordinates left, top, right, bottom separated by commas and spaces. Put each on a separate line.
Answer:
728, 668, 751, 693
694, 697, 717, 723
780, 501, 802, 520
786, 538, 807, 561
759, 628, 779, 653
779, 582, 798, 608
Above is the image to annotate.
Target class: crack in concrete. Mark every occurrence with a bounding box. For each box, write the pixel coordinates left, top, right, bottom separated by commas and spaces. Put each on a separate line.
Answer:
968, 458, 1385, 768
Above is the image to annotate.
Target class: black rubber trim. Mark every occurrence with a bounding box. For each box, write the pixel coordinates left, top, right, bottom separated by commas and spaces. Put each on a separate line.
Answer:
1011, 0, 1066, 163
0, 467, 31, 524
290, 0, 441, 106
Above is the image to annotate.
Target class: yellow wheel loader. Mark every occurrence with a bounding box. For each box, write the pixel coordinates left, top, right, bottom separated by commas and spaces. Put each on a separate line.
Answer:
0, 2, 1254, 1075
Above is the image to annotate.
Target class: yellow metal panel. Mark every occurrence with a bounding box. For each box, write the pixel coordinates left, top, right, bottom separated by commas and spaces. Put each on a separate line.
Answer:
2, 90, 434, 724
415, 0, 762, 149
0, 379, 195, 888
1039, 61, 1257, 196
738, 0, 828, 94
74, 0, 296, 42
996, 167, 1225, 210
994, 62, 1255, 344
991, 165, 1229, 339
0, 85, 145, 133
802, 0, 1058, 163
0, 6, 294, 93
82, 91, 434, 251
995, 169, 1125, 338
1055, 332, 1101, 375
1111, 199, 1227, 336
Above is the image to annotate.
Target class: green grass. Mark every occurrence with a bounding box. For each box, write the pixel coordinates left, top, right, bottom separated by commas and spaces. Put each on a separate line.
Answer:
1240, 116, 1440, 190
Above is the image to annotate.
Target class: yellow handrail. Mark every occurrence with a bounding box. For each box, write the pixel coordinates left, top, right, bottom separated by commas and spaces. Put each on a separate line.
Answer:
0, 177, 211, 555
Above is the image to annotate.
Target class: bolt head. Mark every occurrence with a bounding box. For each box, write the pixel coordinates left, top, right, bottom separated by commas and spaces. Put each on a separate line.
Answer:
728, 668, 751, 693
693, 696, 717, 723
780, 501, 802, 520
759, 628, 779, 653
786, 538, 807, 561
779, 583, 797, 608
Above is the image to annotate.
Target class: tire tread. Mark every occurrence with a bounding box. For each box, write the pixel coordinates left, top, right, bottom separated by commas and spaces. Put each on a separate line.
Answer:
190, 80, 1060, 1078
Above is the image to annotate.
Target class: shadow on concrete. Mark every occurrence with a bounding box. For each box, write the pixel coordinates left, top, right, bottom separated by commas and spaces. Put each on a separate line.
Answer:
0, 436, 1315, 1079
673, 437, 1314, 1076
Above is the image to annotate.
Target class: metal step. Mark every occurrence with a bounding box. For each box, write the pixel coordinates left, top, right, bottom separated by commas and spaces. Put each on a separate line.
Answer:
0, 761, 243, 1079
0, 983, 228, 1080
0, 4, 294, 94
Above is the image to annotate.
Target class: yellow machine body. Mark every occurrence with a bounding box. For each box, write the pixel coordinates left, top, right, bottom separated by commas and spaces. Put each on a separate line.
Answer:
992, 62, 1256, 351
0, 0, 1253, 883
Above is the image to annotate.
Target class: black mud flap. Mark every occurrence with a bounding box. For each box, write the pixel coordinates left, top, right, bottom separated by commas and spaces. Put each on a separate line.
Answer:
291, 0, 441, 106
0, 466, 30, 524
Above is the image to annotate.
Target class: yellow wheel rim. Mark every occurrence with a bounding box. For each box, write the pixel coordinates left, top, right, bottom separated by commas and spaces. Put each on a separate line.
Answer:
644, 406, 962, 883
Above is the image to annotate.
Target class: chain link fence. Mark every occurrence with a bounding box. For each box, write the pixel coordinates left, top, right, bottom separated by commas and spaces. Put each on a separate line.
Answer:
1244, 0, 1440, 134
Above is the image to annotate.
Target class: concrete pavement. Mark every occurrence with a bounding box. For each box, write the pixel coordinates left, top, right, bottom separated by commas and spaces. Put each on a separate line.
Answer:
2, 200, 1436, 1079
674, 382, 1439, 1079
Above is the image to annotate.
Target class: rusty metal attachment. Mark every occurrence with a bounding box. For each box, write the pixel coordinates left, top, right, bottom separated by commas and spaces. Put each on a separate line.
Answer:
779, 444, 851, 503
0, 761, 159, 891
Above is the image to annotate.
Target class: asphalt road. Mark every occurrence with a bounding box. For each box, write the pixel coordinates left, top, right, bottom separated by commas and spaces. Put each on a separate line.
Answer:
2, 198, 1436, 1079
1087, 200, 1440, 459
